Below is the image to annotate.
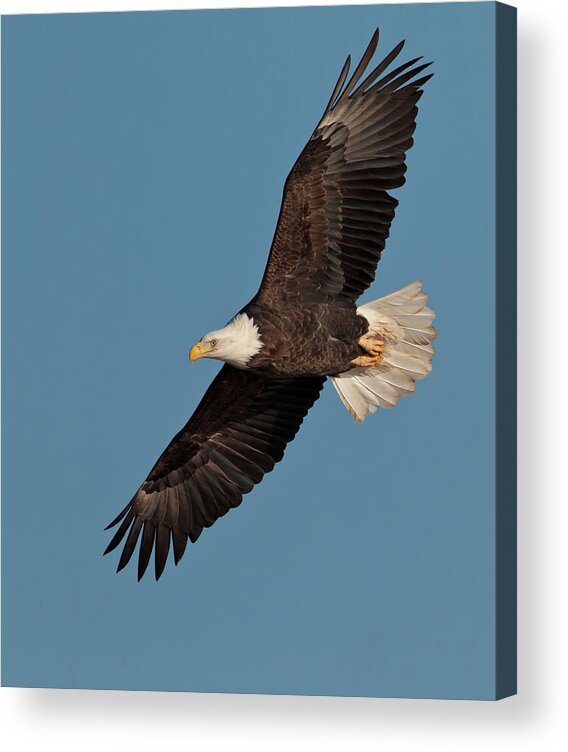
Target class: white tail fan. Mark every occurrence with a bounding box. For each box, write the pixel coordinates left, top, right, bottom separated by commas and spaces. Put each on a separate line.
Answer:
332, 281, 436, 422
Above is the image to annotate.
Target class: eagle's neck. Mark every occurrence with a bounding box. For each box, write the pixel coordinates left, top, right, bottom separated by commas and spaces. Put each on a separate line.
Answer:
217, 313, 263, 368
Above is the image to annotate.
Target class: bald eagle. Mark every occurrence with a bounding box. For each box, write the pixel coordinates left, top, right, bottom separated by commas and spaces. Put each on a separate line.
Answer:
104, 29, 436, 580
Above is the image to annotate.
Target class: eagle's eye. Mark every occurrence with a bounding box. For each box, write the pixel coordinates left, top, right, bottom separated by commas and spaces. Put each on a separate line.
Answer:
209, 339, 217, 348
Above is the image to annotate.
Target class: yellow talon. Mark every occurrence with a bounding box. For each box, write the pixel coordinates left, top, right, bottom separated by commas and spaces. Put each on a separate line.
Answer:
356, 335, 386, 363
351, 353, 383, 367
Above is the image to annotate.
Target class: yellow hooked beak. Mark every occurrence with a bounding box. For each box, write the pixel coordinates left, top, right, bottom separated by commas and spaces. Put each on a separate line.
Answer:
189, 341, 206, 362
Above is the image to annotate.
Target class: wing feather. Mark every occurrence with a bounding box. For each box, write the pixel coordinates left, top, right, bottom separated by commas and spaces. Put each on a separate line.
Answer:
137, 522, 155, 580
116, 517, 143, 573
104, 366, 324, 579
255, 29, 432, 307
341, 28, 379, 100
154, 525, 171, 581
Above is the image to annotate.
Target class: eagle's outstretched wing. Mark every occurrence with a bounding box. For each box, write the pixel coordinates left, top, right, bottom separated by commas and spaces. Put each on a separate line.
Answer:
104, 366, 324, 580
255, 29, 432, 308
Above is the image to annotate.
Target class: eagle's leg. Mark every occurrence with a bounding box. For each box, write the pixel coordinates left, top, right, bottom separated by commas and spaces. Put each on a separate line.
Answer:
351, 335, 385, 367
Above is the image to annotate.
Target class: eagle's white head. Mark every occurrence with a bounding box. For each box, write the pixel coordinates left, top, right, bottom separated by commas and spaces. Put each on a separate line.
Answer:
189, 313, 263, 369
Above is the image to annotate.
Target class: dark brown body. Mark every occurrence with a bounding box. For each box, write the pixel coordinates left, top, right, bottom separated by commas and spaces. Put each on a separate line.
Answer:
243, 301, 369, 377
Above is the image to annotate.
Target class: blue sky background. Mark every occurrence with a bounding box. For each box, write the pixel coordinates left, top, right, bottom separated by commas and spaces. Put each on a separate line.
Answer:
2, 3, 497, 698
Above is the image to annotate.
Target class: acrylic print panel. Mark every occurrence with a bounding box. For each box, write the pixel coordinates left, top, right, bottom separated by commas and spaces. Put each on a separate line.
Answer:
1, 2, 516, 699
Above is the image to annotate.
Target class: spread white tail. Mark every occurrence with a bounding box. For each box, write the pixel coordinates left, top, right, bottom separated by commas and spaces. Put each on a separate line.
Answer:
331, 281, 436, 422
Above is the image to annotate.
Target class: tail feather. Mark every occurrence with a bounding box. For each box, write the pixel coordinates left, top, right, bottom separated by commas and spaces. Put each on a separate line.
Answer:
332, 280, 436, 421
